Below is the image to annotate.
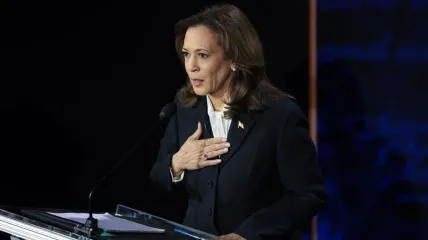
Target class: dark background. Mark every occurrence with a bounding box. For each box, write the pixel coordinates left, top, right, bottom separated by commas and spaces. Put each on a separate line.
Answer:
5, 0, 428, 239
0, 0, 309, 230
317, 0, 428, 239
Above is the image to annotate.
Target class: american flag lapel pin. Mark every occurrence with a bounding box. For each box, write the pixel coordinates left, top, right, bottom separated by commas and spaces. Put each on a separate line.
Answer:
238, 121, 244, 129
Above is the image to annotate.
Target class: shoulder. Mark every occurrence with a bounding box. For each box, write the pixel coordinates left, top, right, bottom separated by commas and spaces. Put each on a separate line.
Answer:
262, 95, 305, 119
172, 93, 206, 124
256, 96, 311, 146
254, 95, 309, 134
173, 93, 182, 107
173, 93, 203, 110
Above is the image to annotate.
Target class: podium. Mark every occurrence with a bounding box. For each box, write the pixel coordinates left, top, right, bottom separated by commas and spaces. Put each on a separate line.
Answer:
0, 204, 216, 240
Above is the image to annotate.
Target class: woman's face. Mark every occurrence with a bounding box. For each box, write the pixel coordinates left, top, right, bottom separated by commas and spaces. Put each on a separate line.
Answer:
182, 25, 234, 99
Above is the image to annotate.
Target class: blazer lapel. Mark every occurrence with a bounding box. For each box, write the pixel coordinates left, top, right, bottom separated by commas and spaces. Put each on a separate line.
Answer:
193, 96, 255, 168
220, 112, 254, 169
195, 96, 213, 140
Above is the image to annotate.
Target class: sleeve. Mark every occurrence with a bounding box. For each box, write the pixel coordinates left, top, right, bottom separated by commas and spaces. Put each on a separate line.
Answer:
149, 97, 183, 192
234, 105, 329, 240
170, 168, 185, 182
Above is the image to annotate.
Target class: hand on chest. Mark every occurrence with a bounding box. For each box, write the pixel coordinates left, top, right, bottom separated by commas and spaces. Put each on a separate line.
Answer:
180, 117, 276, 188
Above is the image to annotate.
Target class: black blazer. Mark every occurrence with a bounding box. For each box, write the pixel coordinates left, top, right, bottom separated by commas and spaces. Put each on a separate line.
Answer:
150, 95, 328, 240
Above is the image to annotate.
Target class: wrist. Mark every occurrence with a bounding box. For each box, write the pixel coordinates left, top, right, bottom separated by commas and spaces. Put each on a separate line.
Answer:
171, 153, 183, 176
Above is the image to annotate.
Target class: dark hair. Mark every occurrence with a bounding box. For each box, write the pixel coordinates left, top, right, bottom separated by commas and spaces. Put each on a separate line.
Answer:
174, 3, 287, 119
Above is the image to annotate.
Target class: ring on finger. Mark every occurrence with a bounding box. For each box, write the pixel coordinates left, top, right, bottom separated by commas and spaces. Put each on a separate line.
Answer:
203, 153, 208, 159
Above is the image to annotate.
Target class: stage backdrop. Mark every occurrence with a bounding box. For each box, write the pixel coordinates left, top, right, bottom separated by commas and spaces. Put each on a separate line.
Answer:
317, 0, 428, 239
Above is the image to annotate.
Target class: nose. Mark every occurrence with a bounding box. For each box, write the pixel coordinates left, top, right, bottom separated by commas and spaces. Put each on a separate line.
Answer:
186, 56, 199, 73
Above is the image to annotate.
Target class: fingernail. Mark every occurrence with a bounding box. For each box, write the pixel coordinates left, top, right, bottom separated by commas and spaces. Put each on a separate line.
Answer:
222, 137, 227, 142
225, 143, 230, 147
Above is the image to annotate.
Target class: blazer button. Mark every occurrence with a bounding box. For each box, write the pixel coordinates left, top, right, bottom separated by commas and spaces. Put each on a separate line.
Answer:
208, 180, 213, 188
208, 208, 213, 216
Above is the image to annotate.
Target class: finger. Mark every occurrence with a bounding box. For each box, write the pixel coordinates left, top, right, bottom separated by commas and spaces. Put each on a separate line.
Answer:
199, 159, 222, 168
188, 122, 203, 140
203, 148, 229, 159
205, 142, 230, 153
203, 136, 227, 146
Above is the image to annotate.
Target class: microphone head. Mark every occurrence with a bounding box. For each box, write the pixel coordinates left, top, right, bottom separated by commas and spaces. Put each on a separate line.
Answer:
159, 102, 177, 120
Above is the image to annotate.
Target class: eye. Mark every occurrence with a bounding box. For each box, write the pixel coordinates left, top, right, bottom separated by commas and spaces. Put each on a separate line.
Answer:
182, 52, 189, 58
199, 53, 208, 59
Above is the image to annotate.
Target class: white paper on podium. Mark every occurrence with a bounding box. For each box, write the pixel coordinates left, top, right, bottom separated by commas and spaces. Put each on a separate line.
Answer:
47, 212, 165, 233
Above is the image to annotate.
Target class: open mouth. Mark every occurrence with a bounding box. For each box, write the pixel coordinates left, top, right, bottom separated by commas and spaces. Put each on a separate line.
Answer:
191, 78, 204, 87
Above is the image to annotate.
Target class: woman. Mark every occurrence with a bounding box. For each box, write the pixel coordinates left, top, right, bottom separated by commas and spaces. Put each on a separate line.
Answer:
150, 4, 328, 240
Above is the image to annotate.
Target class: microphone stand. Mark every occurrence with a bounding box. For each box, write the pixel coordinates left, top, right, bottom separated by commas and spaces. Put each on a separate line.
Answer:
83, 104, 175, 238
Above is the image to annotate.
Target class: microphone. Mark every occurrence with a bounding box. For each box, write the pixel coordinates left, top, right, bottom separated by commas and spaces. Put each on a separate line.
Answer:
83, 102, 177, 238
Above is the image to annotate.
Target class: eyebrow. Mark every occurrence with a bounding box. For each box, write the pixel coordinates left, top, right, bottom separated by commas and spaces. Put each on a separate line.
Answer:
182, 47, 209, 52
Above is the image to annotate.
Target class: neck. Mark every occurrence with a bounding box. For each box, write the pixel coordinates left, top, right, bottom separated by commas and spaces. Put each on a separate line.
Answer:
208, 75, 233, 111
207, 94, 225, 112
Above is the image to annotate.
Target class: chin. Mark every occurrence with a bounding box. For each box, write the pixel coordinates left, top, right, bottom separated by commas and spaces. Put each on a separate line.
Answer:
192, 88, 208, 96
